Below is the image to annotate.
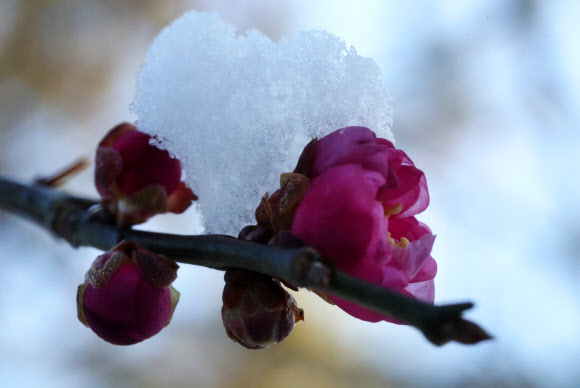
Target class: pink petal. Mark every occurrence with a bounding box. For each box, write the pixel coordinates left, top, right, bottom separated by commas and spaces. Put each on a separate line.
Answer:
311, 127, 391, 180
378, 166, 429, 218
327, 217, 436, 323
388, 217, 432, 241
411, 256, 437, 282
404, 279, 435, 304
292, 164, 386, 271
391, 232, 435, 280
328, 283, 415, 324
376, 138, 412, 169
112, 131, 182, 197
379, 265, 408, 288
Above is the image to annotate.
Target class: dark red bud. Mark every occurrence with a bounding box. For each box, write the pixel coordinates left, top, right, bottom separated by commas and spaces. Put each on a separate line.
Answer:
293, 138, 318, 177
111, 130, 181, 197
221, 269, 303, 349
77, 240, 180, 345
94, 123, 197, 226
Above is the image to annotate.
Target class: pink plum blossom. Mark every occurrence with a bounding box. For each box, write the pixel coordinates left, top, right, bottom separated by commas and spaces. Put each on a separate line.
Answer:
291, 127, 436, 323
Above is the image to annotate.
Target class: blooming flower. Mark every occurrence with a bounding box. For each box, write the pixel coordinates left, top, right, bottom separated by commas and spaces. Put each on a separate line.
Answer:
290, 127, 437, 323
221, 269, 304, 349
95, 123, 197, 226
309, 126, 429, 218
77, 241, 180, 345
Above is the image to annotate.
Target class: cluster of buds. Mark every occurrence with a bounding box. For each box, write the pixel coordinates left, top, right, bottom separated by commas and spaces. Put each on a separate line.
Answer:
78, 123, 437, 348
77, 123, 192, 345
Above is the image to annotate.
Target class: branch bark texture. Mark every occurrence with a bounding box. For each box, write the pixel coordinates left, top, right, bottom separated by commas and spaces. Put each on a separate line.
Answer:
0, 175, 491, 346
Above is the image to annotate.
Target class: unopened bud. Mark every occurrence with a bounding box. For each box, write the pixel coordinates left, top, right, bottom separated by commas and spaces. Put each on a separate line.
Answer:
221, 269, 303, 349
255, 173, 310, 233
77, 240, 180, 345
95, 123, 197, 226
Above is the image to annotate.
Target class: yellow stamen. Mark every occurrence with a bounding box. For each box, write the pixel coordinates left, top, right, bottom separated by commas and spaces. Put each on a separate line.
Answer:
384, 202, 403, 218
387, 232, 411, 248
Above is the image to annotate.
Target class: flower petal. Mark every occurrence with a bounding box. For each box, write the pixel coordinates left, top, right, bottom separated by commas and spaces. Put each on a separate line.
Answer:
292, 164, 386, 271
378, 166, 429, 218
112, 130, 182, 197
404, 279, 435, 304
411, 256, 437, 283
94, 147, 123, 199
311, 127, 391, 180
391, 233, 435, 280
167, 182, 198, 214
388, 217, 432, 241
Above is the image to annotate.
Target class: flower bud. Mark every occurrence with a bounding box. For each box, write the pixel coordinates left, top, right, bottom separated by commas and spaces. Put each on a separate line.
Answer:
95, 123, 197, 226
221, 269, 303, 349
77, 240, 180, 345
255, 173, 310, 233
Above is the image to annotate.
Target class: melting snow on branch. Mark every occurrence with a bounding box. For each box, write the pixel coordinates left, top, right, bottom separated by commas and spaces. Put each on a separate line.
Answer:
133, 11, 393, 235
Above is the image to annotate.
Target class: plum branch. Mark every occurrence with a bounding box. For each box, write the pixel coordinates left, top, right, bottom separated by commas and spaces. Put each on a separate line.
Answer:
0, 174, 491, 346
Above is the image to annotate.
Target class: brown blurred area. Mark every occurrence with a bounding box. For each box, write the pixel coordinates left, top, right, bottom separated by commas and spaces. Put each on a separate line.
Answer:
0, 0, 292, 121
0, 0, 190, 118
79, 321, 394, 388
0, 0, 199, 188
0, 0, 293, 178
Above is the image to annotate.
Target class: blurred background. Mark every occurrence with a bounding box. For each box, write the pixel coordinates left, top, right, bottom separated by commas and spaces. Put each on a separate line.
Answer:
1, 0, 579, 387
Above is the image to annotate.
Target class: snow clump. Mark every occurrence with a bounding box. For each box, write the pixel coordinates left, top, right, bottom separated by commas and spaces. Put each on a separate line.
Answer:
133, 11, 393, 235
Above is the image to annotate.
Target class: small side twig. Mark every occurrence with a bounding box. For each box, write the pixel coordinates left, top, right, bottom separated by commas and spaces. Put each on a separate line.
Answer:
35, 158, 89, 188
0, 175, 492, 346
